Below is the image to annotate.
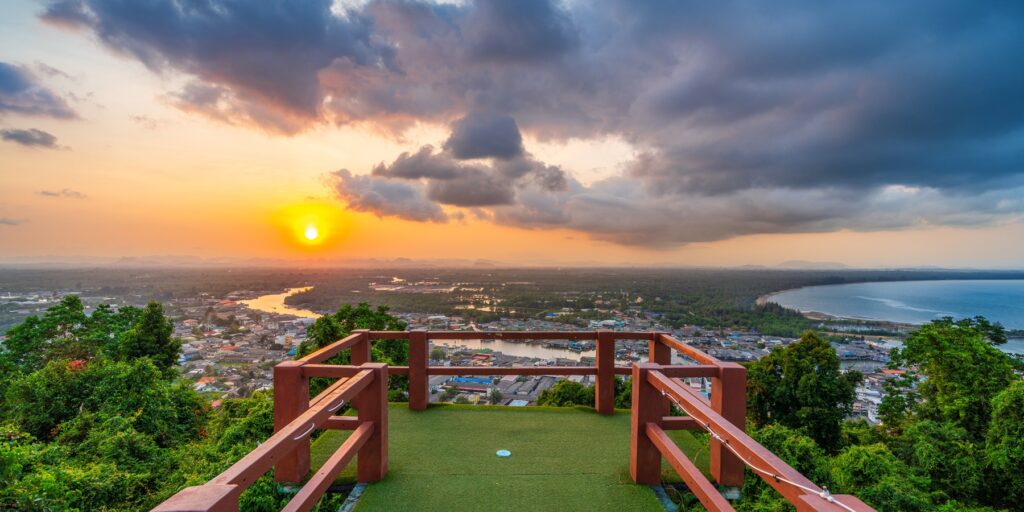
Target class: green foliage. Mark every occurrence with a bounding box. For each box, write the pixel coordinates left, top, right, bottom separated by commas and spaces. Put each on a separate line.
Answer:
298, 303, 408, 397
614, 377, 631, 409
490, 389, 504, 404
747, 332, 862, 451
735, 424, 829, 512
985, 381, 1024, 510
828, 444, 936, 512
537, 380, 594, 407
884, 317, 1016, 437
890, 420, 982, 503
116, 301, 180, 372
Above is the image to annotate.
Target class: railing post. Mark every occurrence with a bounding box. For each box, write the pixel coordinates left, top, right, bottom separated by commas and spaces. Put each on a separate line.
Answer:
596, 330, 615, 415
630, 362, 662, 484
650, 333, 672, 417
273, 360, 309, 483
408, 329, 428, 411
710, 362, 746, 487
357, 362, 389, 482
350, 329, 371, 365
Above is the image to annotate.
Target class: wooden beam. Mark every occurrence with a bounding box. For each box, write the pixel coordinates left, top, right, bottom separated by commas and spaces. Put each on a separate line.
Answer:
647, 423, 735, 512
297, 332, 365, 364
425, 364, 598, 376
661, 416, 700, 430
656, 333, 719, 365
282, 423, 373, 512
214, 369, 373, 489
302, 365, 363, 379
647, 370, 817, 504
322, 417, 360, 430
659, 365, 720, 378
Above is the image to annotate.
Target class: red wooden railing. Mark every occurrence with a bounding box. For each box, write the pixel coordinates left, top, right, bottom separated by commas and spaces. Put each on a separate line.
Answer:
153, 330, 875, 512
153, 362, 388, 512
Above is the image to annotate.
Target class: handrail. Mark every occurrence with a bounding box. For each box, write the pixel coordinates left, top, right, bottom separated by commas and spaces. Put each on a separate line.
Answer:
631, 362, 875, 512
155, 330, 871, 512
153, 363, 389, 512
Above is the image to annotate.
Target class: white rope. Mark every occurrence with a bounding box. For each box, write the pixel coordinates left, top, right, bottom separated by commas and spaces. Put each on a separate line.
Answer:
660, 390, 857, 512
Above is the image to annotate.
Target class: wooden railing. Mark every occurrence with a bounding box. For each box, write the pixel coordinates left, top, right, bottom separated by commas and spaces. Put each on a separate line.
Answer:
153, 362, 388, 512
632, 361, 875, 511
153, 330, 875, 512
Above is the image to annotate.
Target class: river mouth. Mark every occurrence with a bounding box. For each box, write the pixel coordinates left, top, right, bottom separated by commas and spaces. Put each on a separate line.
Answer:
238, 287, 652, 363
239, 286, 320, 319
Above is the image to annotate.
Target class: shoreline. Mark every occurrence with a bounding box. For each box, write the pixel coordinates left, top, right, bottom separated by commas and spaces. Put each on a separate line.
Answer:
761, 279, 1024, 333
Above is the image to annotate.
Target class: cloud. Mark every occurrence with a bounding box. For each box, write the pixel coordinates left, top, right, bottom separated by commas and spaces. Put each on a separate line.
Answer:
0, 62, 76, 119
443, 112, 524, 160
39, 188, 87, 199
42, 0, 391, 134
364, 145, 567, 208
463, 0, 579, 64
330, 169, 447, 222
0, 128, 63, 149
45, 0, 1024, 246
0, 218, 25, 226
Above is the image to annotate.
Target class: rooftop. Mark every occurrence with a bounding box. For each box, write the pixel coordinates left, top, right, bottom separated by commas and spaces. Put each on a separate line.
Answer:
310, 403, 708, 511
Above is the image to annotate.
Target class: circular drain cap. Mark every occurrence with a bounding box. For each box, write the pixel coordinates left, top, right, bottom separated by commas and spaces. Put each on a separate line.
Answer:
496, 449, 512, 457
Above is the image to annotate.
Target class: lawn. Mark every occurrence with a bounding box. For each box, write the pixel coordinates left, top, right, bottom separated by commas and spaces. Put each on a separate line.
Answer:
309, 403, 710, 512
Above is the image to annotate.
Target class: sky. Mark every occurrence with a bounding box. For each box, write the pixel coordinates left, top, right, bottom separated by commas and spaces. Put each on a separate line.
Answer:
1, 0, 1023, 268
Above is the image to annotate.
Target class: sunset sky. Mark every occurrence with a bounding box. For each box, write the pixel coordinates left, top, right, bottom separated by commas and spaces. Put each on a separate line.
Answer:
2, 0, 1023, 268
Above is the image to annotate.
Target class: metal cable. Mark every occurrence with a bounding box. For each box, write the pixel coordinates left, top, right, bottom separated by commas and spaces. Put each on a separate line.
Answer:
660, 390, 858, 512
292, 423, 316, 441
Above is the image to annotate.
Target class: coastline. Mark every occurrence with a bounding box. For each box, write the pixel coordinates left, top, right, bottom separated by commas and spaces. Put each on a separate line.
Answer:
761, 279, 1024, 333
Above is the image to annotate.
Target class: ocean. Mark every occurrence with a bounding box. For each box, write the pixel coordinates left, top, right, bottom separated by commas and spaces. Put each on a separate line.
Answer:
766, 280, 1024, 354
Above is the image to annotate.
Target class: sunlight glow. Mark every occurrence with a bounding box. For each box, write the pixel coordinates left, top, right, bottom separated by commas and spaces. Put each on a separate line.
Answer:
271, 200, 354, 251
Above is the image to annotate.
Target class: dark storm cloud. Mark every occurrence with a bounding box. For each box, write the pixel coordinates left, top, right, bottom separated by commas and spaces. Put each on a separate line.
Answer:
0, 128, 62, 148
0, 62, 76, 119
462, 0, 579, 64
42, 0, 392, 132
444, 113, 524, 160
359, 146, 567, 208
46, 0, 1024, 245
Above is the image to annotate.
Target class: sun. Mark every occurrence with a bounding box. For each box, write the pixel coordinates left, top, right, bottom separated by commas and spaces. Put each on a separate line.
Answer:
304, 224, 319, 241
273, 200, 353, 250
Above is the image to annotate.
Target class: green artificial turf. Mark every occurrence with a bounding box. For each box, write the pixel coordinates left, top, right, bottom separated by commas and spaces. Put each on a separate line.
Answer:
309, 403, 710, 512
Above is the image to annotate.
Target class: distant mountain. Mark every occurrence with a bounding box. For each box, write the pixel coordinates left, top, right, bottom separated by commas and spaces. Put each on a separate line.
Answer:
775, 260, 851, 270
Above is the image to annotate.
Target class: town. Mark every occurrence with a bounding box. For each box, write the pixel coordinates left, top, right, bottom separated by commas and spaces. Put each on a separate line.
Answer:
0, 286, 898, 422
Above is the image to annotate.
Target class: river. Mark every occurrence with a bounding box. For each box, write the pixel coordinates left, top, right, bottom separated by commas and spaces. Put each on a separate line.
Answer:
238, 287, 321, 319
238, 288, 689, 363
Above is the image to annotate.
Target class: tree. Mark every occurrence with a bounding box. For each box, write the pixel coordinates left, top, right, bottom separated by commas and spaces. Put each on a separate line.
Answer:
614, 377, 631, 409
738, 424, 830, 511
883, 317, 1016, 437
298, 303, 408, 397
890, 420, 982, 503
489, 389, 503, 404
442, 387, 459, 401
118, 301, 181, 372
747, 332, 862, 451
828, 444, 935, 512
537, 380, 594, 407
0, 295, 90, 372
430, 348, 446, 361
985, 380, 1024, 510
